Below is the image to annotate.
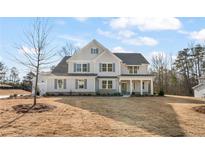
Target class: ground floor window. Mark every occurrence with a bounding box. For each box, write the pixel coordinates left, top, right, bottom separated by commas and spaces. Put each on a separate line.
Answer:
102, 80, 107, 89
108, 80, 112, 89
76, 79, 87, 89
102, 80, 113, 89
54, 79, 66, 89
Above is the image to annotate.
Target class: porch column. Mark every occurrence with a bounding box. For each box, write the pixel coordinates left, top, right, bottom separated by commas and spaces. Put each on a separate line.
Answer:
119, 79, 121, 93
150, 79, 153, 95
130, 80, 133, 95
140, 80, 143, 95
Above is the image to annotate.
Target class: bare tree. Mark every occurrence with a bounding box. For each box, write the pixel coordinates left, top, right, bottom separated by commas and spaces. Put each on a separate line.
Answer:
15, 18, 56, 106
10, 67, 19, 83
58, 42, 80, 57
151, 52, 168, 93
0, 62, 8, 83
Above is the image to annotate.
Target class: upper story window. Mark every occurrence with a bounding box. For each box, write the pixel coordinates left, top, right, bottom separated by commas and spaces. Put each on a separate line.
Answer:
128, 66, 139, 74
74, 63, 90, 72
91, 48, 99, 54
76, 64, 81, 72
100, 63, 115, 72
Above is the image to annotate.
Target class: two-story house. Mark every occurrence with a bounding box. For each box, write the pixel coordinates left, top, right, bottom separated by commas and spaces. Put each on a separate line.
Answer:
33, 39, 154, 96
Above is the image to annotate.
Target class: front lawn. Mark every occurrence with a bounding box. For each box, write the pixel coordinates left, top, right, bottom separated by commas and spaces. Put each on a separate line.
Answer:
0, 96, 205, 136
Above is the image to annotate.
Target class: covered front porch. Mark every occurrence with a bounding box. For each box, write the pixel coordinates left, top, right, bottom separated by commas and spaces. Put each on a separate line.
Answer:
119, 76, 154, 95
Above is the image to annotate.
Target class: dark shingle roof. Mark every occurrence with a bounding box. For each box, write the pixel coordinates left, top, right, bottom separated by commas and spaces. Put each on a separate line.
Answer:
51, 56, 71, 75
113, 53, 149, 65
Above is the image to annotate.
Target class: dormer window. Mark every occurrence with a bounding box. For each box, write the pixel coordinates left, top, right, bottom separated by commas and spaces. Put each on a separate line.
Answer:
91, 48, 99, 54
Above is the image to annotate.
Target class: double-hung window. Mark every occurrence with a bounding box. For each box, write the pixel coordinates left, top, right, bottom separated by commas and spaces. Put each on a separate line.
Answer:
82, 64, 88, 72
76, 64, 81, 72
100, 63, 114, 72
102, 64, 107, 72
108, 64, 113, 72
102, 80, 107, 89
74, 63, 89, 72
76, 79, 87, 89
128, 66, 139, 74
91, 48, 99, 54
102, 80, 113, 89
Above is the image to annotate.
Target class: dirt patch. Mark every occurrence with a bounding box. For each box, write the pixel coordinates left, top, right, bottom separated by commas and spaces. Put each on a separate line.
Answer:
0, 96, 205, 136
193, 106, 205, 114
0, 89, 31, 95
12, 103, 56, 113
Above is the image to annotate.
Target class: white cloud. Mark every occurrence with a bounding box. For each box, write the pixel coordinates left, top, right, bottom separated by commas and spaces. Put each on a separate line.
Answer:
110, 17, 182, 31
97, 28, 113, 38
112, 46, 134, 53
190, 29, 205, 41
118, 30, 135, 38
122, 37, 158, 46
97, 28, 158, 46
74, 17, 89, 22
58, 34, 87, 47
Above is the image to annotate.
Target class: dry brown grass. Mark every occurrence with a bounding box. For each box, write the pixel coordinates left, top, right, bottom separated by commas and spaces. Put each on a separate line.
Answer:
0, 95, 205, 136
0, 89, 31, 95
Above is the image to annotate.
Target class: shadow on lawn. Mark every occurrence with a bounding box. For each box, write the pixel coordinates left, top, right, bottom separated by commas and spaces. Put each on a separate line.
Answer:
56, 97, 186, 137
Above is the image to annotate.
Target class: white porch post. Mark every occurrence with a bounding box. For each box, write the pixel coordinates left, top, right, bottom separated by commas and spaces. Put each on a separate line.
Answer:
130, 80, 133, 95
150, 79, 153, 95
119, 79, 121, 93
140, 80, 143, 95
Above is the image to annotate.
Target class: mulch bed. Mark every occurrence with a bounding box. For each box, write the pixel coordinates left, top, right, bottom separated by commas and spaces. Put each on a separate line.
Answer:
12, 103, 56, 113
193, 106, 205, 114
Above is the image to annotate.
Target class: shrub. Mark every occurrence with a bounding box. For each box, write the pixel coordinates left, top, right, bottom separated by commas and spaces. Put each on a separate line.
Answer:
13, 94, 17, 97
158, 90, 164, 96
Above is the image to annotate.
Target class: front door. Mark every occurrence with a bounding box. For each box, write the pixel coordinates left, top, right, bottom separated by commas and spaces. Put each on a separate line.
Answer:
121, 82, 127, 95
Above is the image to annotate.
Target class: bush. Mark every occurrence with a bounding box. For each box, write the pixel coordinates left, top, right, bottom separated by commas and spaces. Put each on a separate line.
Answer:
13, 94, 18, 97
158, 90, 164, 96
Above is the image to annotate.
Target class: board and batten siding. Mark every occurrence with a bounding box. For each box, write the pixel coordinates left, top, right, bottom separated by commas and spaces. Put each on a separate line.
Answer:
46, 76, 96, 93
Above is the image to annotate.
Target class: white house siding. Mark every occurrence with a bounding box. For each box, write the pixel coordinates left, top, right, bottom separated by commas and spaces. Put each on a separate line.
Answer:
95, 52, 121, 76
194, 85, 205, 98
68, 41, 104, 61
46, 76, 96, 93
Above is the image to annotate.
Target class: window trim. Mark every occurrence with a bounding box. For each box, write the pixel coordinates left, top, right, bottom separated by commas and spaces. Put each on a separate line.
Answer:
91, 48, 99, 54
101, 80, 113, 89
76, 64, 81, 72
75, 63, 89, 72
101, 63, 113, 72
128, 65, 139, 74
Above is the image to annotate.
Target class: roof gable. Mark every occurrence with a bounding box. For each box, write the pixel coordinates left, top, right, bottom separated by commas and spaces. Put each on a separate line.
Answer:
51, 56, 71, 75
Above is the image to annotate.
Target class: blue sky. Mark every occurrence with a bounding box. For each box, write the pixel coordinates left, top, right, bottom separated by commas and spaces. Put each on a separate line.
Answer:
1, 17, 205, 79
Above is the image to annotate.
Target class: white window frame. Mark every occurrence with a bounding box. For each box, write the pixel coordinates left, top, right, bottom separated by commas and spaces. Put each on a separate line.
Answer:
57, 79, 63, 89
82, 64, 88, 72
101, 63, 113, 72
128, 65, 139, 74
78, 79, 85, 89
101, 80, 113, 89
91, 48, 99, 54
76, 64, 81, 72
76, 63, 89, 72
